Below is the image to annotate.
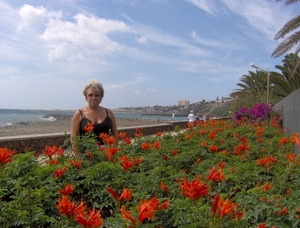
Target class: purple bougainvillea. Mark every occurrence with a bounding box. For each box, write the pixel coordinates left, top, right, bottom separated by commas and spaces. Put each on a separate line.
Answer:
234, 103, 278, 122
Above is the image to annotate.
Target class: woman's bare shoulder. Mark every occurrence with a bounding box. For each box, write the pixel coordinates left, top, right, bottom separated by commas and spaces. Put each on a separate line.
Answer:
72, 109, 84, 119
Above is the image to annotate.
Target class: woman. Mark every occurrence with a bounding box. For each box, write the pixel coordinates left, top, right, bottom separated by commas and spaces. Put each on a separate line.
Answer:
71, 79, 118, 147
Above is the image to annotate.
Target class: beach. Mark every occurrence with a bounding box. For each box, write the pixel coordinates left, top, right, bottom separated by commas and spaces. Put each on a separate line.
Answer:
0, 116, 168, 137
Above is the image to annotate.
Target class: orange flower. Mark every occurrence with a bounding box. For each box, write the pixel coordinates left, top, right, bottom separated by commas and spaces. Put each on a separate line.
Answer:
75, 209, 103, 227
105, 136, 116, 145
159, 199, 169, 210
69, 159, 82, 169
293, 133, 300, 148
278, 137, 289, 145
177, 175, 209, 200
57, 147, 64, 156
211, 194, 220, 214
137, 197, 159, 223
47, 158, 59, 165
256, 137, 263, 143
108, 187, 133, 202
286, 153, 296, 163
59, 183, 75, 196
257, 223, 266, 228
209, 131, 217, 139
185, 133, 192, 140
263, 183, 272, 191
153, 141, 161, 150
207, 166, 225, 182
57, 195, 77, 218
121, 205, 136, 225
134, 157, 143, 165
84, 122, 94, 133
107, 187, 118, 200
119, 156, 134, 172
171, 149, 178, 156
218, 161, 226, 168
74, 201, 87, 218
278, 206, 289, 216
155, 131, 163, 137
209, 145, 218, 152
123, 137, 132, 145
135, 127, 144, 133
257, 156, 278, 169
141, 142, 151, 150
216, 198, 237, 218
86, 151, 93, 160
233, 143, 250, 156
160, 182, 170, 192
119, 188, 133, 202
135, 128, 144, 137
99, 133, 108, 140
187, 123, 194, 130
255, 126, 264, 137
200, 129, 206, 135
54, 166, 67, 178
106, 147, 120, 161
219, 150, 228, 156
200, 141, 207, 147
44, 145, 58, 160
119, 132, 127, 140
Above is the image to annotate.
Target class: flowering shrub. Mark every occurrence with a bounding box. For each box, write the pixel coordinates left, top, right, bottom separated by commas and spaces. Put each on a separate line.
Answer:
1, 117, 300, 227
234, 103, 281, 123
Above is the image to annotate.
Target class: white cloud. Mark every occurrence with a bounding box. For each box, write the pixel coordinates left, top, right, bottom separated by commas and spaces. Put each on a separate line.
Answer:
191, 31, 239, 50
185, 0, 216, 15
147, 88, 156, 92
134, 90, 142, 95
219, 0, 292, 40
39, 14, 131, 62
17, 4, 62, 31
135, 36, 148, 45
130, 23, 212, 57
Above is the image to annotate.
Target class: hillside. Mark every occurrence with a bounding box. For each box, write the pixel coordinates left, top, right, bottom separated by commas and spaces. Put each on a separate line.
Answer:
115, 101, 233, 118
194, 101, 232, 117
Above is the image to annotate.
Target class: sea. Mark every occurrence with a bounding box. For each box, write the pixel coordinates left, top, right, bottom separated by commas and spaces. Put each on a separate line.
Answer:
0, 108, 186, 127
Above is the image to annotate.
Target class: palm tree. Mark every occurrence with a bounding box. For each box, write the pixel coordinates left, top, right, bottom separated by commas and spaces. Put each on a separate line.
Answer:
230, 71, 268, 100
270, 53, 300, 98
272, 0, 300, 58
230, 71, 269, 111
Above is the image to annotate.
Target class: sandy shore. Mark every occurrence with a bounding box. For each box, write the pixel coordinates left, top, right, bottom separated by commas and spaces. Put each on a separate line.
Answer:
0, 116, 169, 137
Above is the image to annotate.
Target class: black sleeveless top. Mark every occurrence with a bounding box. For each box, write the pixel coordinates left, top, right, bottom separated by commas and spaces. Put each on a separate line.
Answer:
79, 109, 112, 145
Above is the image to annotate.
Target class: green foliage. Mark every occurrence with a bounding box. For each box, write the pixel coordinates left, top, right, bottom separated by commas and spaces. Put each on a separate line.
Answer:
1, 117, 300, 227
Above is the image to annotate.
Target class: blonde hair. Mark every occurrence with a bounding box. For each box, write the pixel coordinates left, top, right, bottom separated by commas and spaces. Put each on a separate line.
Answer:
83, 79, 104, 98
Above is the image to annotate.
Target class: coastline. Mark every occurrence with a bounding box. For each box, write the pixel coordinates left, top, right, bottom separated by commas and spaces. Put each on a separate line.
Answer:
0, 117, 168, 137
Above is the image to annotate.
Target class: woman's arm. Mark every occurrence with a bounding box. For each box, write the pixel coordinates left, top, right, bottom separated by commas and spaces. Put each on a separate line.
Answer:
107, 109, 119, 145
70, 110, 81, 145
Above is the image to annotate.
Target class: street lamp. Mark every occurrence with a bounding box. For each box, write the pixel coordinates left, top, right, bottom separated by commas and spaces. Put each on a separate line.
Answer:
250, 63, 270, 103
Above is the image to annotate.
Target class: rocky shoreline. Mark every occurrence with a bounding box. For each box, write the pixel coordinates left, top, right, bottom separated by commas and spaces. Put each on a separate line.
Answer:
0, 114, 169, 137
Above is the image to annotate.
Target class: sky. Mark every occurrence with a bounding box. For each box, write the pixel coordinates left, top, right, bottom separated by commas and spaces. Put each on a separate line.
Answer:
0, 0, 298, 110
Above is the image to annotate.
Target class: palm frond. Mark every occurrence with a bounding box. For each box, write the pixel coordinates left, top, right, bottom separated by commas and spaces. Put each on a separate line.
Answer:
272, 31, 300, 57
276, 0, 300, 5
274, 15, 300, 40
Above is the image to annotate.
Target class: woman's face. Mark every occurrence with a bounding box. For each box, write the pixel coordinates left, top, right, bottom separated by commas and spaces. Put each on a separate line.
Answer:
86, 88, 102, 106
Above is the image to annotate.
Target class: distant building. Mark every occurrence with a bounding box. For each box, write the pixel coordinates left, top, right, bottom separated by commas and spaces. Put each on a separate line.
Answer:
222, 97, 232, 102
178, 100, 189, 107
